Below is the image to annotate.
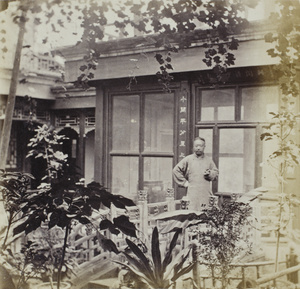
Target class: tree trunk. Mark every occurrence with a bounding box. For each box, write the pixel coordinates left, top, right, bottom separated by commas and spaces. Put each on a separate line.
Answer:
57, 225, 70, 289
0, 9, 27, 170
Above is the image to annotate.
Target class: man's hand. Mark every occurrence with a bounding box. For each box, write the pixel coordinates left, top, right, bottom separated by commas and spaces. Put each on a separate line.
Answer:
183, 181, 189, 188
204, 169, 212, 181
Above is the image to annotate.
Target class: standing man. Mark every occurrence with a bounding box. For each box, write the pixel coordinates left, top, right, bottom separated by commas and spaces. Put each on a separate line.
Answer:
173, 137, 218, 211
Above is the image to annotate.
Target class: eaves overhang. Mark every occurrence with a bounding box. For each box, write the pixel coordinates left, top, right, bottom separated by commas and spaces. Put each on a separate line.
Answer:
0, 68, 58, 100
59, 20, 279, 83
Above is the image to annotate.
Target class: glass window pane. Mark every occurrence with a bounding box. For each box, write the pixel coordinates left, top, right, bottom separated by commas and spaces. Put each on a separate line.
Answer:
144, 93, 174, 152
220, 129, 244, 154
219, 157, 244, 193
201, 89, 235, 121
241, 86, 279, 122
143, 157, 173, 203
197, 129, 213, 157
112, 157, 138, 202
112, 95, 139, 151
218, 129, 256, 194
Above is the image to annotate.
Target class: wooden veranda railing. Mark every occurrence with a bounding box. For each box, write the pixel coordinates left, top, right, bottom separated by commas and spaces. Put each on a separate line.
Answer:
68, 189, 265, 288
255, 264, 300, 288
192, 259, 299, 289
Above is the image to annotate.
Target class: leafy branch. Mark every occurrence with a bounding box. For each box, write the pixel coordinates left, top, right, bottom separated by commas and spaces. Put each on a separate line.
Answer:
261, 0, 300, 274
26, 124, 68, 182
0, 124, 138, 289
0, 171, 35, 250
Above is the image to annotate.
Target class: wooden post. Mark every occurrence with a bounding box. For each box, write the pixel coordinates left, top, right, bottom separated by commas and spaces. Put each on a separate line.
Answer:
137, 190, 148, 239
94, 86, 105, 184
78, 111, 85, 177
256, 265, 260, 279
211, 265, 215, 288
241, 266, 246, 289
166, 188, 175, 212
110, 204, 117, 245
286, 247, 299, 284
192, 243, 201, 289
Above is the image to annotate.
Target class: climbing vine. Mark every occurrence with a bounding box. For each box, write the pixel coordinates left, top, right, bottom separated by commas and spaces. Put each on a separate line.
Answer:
0, 0, 259, 90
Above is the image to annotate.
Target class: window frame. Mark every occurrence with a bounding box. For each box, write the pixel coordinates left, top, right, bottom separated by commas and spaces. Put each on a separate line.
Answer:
193, 83, 280, 193
108, 90, 176, 193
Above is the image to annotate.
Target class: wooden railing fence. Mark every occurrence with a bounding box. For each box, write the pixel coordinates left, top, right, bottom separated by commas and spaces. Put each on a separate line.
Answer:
9, 188, 299, 288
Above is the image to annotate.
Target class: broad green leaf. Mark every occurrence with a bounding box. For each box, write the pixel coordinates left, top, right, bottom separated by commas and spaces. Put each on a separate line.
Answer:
113, 215, 137, 237
96, 231, 119, 254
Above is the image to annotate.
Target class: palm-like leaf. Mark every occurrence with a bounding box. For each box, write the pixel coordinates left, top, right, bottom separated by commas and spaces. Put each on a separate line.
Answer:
164, 247, 192, 280
121, 227, 193, 289
151, 227, 162, 282
114, 259, 156, 288
162, 228, 180, 272
172, 247, 193, 279
171, 262, 195, 282
125, 238, 155, 282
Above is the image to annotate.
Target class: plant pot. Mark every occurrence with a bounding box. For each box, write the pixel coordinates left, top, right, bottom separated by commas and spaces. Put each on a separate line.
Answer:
35, 282, 71, 289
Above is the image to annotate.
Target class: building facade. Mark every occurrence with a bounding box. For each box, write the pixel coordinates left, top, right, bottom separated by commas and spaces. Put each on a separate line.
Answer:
1, 15, 299, 227
57, 21, 299, 208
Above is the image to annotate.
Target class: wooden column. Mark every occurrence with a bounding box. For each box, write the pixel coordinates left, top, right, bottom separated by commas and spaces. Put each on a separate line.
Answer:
78, 111, 85, 177
94, 86, 105, 185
